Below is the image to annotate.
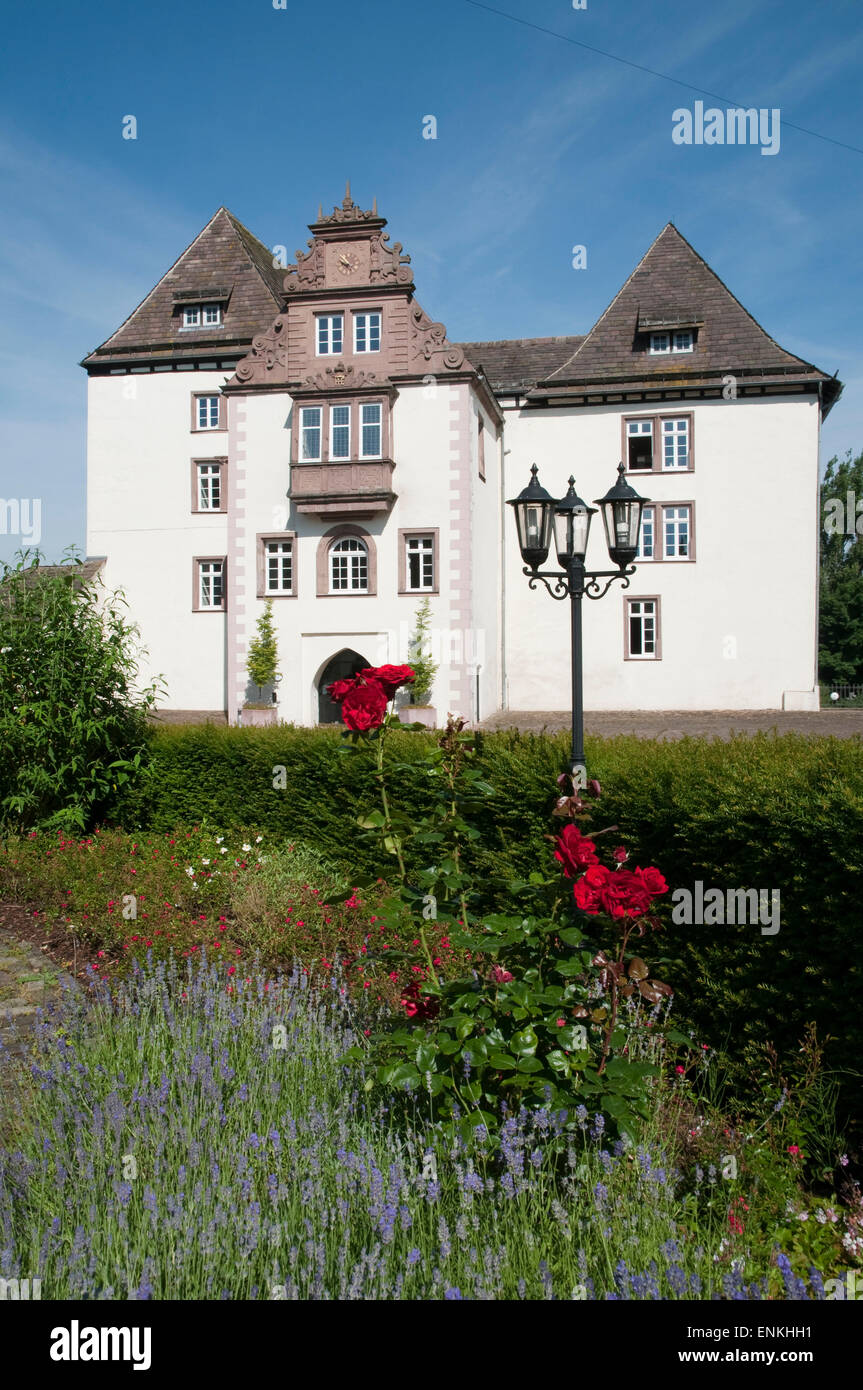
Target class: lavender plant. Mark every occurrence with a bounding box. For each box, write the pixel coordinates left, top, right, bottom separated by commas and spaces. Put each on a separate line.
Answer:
0, 956, 832, 1300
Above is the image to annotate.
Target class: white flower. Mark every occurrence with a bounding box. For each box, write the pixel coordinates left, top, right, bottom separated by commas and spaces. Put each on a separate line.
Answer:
797, 1211, 809, 1221
215, 836, 223, 844
255, 835, 263, 843
242, 843, 251, 852
220, 847, 228, 854
201, 858, 210, 865
185, 867, 195, 877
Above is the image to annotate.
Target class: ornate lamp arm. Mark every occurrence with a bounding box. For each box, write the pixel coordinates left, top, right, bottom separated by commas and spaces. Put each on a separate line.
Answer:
523, 564, 635, 601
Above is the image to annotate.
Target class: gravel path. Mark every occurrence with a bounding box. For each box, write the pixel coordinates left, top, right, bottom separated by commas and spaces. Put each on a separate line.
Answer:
478, 710, 863, 740
0, 907, 81, 1078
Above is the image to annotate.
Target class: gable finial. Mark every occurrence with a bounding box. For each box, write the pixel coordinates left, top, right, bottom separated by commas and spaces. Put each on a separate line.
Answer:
372, 195, 377, 215
344, 178, 352, 207
317, 203, 323, 221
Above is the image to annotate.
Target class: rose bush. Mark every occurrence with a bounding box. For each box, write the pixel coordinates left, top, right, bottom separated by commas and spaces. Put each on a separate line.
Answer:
340, 718, 678, 1142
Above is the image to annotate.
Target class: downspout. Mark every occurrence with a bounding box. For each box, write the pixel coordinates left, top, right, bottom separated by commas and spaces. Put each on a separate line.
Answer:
501, 438, 510, 711
814, 380, 823, 706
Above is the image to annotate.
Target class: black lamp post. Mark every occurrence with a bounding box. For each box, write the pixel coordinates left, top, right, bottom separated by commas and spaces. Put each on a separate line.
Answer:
507, 462, 649, 787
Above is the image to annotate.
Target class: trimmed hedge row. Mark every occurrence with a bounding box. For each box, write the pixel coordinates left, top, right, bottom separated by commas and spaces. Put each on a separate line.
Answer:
114, 725, 863, 1124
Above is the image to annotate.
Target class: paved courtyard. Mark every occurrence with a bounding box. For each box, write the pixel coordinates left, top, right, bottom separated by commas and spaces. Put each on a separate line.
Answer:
477, 710, 863, 740
150, 708, 863, 739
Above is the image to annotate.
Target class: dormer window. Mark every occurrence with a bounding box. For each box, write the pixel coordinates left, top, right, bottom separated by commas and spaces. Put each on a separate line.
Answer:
182, 303, 222, 329
649, 329, 693, 354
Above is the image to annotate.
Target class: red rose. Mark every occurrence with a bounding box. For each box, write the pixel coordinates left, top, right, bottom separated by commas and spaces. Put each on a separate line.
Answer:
554, 824, 599, 877
635, 866, 668, 898
573, 862, 612, 912
401, 980, 439, 1021
341, 681, 388, 732
613, 846, 629, 864
574, 864, 654, 918
359, 664, 416, 700
327, 677, 358, 702
597, 868, 652, 919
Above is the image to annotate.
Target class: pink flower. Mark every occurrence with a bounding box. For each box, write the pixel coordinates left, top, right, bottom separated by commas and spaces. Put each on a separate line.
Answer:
489, 965, 514, 984
675, 1065, 685, 1074
788, 1144, 801, 1157
556, 1018, 566, 1027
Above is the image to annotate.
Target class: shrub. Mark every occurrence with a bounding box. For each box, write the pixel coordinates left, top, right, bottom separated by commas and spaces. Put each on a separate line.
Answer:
110, 724, 863, 1131
0, 551, 160, 833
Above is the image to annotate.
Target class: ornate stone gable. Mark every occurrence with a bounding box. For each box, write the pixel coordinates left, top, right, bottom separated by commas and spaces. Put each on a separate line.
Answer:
283, 184, 412, 296
232, 315, 288, 386
228, 189, 472, 390
407, 305, 465, 373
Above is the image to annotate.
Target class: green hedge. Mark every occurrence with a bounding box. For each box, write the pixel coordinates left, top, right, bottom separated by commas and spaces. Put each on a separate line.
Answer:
115, 725, 863, 1126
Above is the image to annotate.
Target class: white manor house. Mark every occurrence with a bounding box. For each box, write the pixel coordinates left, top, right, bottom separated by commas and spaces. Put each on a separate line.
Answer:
82, 189, 841, 724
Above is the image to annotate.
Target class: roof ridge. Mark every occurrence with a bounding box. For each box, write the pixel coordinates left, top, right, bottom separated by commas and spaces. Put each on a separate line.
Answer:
657, 221, 819, 375
83, 208, 230, 357
547, 223, 675, 379
222, 209, 283, 305
542, 222, 829, 386
457, 334, 585, 347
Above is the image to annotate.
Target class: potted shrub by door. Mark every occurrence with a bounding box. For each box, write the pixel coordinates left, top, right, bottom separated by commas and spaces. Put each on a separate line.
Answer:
398, 596, 438, 729
243, 601, 279, 727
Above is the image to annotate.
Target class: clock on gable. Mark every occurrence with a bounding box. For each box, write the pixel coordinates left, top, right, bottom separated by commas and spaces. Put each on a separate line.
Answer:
326, 241, 369, 284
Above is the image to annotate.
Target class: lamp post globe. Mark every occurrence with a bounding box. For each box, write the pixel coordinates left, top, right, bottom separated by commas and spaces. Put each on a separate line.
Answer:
594, 462, 650, 569
552, 476, 597, 567
506, 464, 556, 570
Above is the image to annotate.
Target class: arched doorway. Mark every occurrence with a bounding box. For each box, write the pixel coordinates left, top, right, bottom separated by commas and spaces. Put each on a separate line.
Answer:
317, 649, 371, 724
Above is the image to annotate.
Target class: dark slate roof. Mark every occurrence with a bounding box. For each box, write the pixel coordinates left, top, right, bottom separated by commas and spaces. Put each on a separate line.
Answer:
536, 223, 839, 407
455, 336, 585, 392
0, 559, 105, 604
81, 209, 283, 368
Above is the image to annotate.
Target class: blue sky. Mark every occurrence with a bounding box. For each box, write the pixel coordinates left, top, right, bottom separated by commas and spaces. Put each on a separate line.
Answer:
1, 0, 861, 562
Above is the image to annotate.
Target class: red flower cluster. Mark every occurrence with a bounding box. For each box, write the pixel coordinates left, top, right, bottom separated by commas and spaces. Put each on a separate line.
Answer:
326, 664, 415, 731
573, 863, 668, 919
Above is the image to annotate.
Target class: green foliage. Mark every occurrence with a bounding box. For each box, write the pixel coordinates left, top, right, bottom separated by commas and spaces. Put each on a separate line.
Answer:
339, 719, 669, 1139
246, 600, 279, 698
113, 723, 863, 1131
0, 550, 160, 833
820, 449, 863, 685
355, 903, 666, 1143
407, 596, 437, 704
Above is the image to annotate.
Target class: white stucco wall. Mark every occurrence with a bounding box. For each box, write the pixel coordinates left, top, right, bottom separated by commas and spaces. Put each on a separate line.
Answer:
86, 370, 232, 708
502, 395, 822, 711
232, 379, 490, 725
87, 369, 823, 718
